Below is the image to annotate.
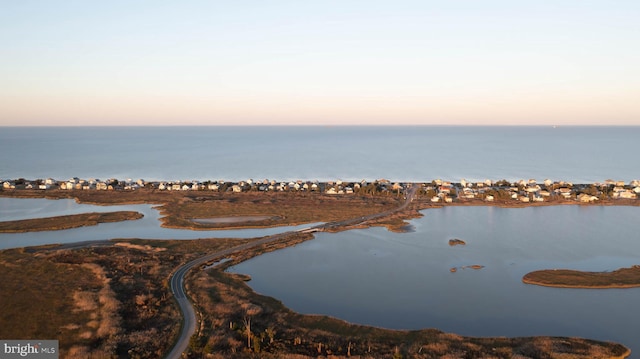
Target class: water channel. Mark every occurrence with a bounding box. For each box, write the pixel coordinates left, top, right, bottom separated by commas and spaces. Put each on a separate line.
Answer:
0, 197, 317, 249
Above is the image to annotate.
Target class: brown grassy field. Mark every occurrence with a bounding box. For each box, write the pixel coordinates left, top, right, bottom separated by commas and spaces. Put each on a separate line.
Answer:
157, 191, 402, 230
0, 211, 143, 232
0, 189, 404, 230
0, 237, 253, 358
186, 265, 630, 359
523, 265, 640, 288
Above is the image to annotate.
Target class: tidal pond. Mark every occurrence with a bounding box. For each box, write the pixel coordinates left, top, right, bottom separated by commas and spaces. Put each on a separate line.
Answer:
229, 205, 640, 356
0, 198, 319, 249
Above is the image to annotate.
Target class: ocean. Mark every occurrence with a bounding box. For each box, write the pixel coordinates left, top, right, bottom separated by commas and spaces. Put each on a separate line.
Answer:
1, 126, 638, 183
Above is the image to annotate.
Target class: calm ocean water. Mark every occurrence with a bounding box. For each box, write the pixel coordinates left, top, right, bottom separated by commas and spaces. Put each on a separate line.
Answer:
1, 126, 638, 183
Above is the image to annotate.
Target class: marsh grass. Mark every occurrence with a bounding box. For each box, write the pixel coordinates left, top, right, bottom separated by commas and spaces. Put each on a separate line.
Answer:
523, 266, 640, 288
187, 267, 629, 358
0, 211, 143, 232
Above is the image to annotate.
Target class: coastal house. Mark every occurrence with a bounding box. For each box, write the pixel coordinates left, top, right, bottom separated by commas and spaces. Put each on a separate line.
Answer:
231, 185, 242, 193
556, 188, 573, 198
485, 195, 494, 202
618, 190, 637, 199
525, 185, 541, 194
431, 196, 440, 202
612, 187, 626, 197
577, 193, 599, 203
326, 187, 337, 195
461, 187, 476, 199
3, 181, 14, 189
208, 183, 219, 191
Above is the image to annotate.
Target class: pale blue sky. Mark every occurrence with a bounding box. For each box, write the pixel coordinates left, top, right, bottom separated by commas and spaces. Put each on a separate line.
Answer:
1, 1, 639, 125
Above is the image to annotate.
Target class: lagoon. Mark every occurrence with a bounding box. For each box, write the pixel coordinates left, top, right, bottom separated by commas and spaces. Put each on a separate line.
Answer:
0, 198, 318, 249
228, 205, 640, 357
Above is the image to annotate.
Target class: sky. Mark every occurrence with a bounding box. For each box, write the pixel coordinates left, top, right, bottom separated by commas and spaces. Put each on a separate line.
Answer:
1, 1, 639, 126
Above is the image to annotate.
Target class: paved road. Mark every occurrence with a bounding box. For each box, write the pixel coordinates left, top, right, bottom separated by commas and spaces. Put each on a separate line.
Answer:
165, 185, 418, 359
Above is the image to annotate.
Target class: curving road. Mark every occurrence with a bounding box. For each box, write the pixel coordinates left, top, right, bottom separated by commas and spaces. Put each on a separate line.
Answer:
165, 184, 418, 359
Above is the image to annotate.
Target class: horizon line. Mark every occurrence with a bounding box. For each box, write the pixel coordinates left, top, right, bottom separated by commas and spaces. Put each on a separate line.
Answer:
2, 124, 639, 128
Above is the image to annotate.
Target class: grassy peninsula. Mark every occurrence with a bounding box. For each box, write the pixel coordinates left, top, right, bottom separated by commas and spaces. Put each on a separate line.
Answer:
523, 265, 640, 289
0, 211, 143, 233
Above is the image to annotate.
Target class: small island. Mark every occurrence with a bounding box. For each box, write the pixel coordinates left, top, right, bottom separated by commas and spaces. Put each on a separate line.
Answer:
450, 265, 484, 273
523, 265, 640, 289
0, 211, 143, 233
448, 238, 466, 246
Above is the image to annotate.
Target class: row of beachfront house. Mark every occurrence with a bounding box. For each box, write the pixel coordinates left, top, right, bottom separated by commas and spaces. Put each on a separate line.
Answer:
425, 178, 640, 203
3, 177, 639, 201
1, 177, 404, 196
